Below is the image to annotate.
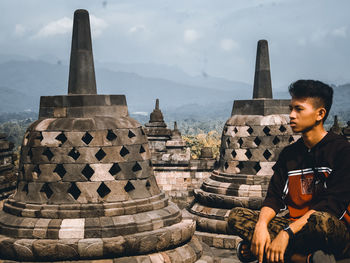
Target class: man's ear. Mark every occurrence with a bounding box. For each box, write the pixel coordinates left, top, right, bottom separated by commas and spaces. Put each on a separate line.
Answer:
317, 107, 326, 122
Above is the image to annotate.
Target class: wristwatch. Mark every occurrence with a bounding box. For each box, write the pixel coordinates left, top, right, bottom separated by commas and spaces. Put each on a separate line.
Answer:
283, 225, 295, 239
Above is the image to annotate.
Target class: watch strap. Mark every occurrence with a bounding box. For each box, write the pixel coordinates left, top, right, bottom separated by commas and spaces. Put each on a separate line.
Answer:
283, 225, 294, 239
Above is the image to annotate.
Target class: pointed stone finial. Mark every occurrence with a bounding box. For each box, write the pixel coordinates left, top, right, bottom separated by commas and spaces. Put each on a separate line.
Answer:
253, 40, 272, 99
330, 115, 342, 135
68, 9, 97, 94
155, 98, 159, 110
174, 121, 178, 131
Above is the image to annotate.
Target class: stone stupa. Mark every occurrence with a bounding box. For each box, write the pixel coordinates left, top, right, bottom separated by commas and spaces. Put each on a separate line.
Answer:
0, 9, 208, 262
188, 40, 299, 249
0, 133, 17, 201
144, 99, 172, 160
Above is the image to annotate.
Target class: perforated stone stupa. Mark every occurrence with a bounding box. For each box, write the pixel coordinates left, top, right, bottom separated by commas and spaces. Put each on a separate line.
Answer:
0, 9, 207, 262
0, 133, 17, 201
188, 40, 299, 249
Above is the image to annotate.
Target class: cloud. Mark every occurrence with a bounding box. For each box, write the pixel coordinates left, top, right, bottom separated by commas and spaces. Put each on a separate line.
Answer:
332, 26, 347, 38
35, 17, 72, 38
14, 24, 26, 36
220, 38, 238, 51
184, 29, 199, 44
129, 25, 146, 34
90, 15, 108, 37
34, 15, 107, 38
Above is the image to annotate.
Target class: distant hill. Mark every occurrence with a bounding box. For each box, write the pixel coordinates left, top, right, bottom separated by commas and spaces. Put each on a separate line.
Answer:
0, 59, 251, 113
0, 59, 348, 124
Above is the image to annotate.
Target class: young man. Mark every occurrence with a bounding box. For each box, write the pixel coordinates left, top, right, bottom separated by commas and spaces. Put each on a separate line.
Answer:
228, 80, 350, 263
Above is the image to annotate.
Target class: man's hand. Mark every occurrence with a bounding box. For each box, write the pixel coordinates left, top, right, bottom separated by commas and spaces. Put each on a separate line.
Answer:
265, 230, 289, 263
251, 222, 271, 263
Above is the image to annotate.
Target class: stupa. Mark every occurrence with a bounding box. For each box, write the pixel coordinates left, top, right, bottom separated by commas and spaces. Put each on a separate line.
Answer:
188, 40, 299, 248
329, 115, 343, 135
144, 99, 172, 160
0, 9, 207, 262
343, 121, 350, 142
0, 133, 17, 201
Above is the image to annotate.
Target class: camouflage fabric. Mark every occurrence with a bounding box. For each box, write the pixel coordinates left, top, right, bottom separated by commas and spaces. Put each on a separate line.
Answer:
228, 207, 350, 260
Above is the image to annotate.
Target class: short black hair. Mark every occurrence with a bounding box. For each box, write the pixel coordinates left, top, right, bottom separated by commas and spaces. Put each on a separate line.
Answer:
289, 80, 333, 122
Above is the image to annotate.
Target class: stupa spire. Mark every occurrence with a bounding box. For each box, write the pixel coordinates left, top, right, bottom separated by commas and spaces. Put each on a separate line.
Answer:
155, 98, 159, 110
253, 40, 272, 99
68, 9, 97, 94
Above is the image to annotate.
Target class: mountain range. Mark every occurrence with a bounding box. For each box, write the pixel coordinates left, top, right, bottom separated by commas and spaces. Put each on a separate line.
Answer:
0, 56, 348, 124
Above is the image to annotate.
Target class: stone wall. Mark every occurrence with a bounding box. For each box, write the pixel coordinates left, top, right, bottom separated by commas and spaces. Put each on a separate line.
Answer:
153, 158, 216, 208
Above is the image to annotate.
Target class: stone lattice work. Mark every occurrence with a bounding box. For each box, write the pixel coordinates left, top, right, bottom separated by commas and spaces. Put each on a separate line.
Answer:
188, 40, 299, 249
0, 133, 17, 201
0, 9, 208, 262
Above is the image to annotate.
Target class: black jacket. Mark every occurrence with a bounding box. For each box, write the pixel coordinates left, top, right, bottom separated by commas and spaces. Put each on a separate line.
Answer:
263, 132, 350, 221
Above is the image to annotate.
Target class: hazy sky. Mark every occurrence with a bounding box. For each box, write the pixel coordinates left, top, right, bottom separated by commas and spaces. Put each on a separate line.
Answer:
0, 0, 349, 90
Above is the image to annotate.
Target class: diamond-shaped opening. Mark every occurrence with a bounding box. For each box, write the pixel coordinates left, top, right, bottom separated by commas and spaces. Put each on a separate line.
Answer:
54, 164, 66, 179
97, 182, 111, 198
279, 125, 287, 132
263, 150, 272, 160
254, 137, 261, 146
141, 128, 145, 135
139, 145, 146, 154
231, 150, 237, 158
37, 132, 44, 141
109, 163, 121, 176
224, 162, 229, 170
81, 164, 94, 180
128, 130, 136, 138
146, 180, 151, 189
273, 136, 280, 145
95, 148, 106, 161
42, 147, 54, 161
120, 146, 129, 157
226, 138, 231, 147
254, 162, 261, 173
132, 162, 142, 172
68, 183, 81, 200
22, 183, 29, 194
237, 162, 244, 170
224, 127, 228, 133
40, 183, 53, 199
245, 149, 252, 159
238, 138, 244, 147
28, 148, 33, 159
247, 127, 254, 135
33, 165, 41, 176
289, 136, 294, 143
81, 132, 93, 145
68, 148, 80, 161
55, 132, 67, 145
124, 181, 135, 192
234, 127, 238, 133
263, 126, 271, 136
106, 130, 117, 141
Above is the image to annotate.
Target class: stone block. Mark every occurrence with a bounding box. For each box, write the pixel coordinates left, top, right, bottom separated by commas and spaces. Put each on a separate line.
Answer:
59, 218, 85, 239
13, 239, 35, 261
103, 236, 126, 256
78, 238, 103, 258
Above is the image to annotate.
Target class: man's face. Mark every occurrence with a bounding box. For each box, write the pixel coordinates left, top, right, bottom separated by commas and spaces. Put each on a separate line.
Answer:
289, 97, 324, 133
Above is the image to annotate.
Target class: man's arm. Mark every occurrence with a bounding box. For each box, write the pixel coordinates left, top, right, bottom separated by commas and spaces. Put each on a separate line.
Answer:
251, 206, 276, 263
266, 209, 315, 263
